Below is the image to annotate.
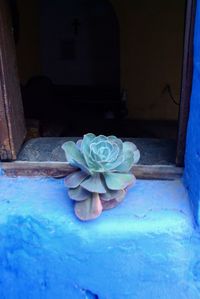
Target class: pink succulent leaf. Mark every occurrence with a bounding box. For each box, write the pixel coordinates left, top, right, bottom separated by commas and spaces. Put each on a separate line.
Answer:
115, 189, 126, 202
62, 134, 140, 221
100, 189, 126, 202
75, 193, 103, 221
81, 173, 107, 194
64, 171, 89, 188
104, 172, 135, 191
68, 186, 91, 201
101, 199, 121, 210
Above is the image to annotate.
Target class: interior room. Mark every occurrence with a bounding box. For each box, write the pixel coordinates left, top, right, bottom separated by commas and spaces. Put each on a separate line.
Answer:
11, 0, 185, 142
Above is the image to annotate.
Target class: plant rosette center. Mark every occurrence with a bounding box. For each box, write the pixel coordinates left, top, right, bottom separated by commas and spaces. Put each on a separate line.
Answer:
62, 133, 140, 221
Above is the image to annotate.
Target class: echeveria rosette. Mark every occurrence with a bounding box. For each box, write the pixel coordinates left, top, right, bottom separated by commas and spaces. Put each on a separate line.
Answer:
62, 133, 140, 221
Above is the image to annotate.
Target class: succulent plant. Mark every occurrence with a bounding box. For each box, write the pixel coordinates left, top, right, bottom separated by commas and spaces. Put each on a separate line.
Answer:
62, 133, 140, 221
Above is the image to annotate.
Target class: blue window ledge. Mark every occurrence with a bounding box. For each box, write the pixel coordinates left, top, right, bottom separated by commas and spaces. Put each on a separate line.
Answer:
0, 176, 200, 299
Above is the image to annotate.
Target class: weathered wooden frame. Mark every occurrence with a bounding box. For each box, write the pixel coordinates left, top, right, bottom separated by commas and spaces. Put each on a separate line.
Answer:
0, 0, 196, 178
0, 0, 26, 160
1, 161, 183, 180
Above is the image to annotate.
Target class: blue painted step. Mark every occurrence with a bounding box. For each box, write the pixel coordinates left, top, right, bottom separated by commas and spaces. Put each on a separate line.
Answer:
0, 177, 199, 299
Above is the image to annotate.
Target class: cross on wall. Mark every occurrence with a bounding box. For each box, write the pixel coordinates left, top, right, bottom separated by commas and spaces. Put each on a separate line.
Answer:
72, 18, 81, 35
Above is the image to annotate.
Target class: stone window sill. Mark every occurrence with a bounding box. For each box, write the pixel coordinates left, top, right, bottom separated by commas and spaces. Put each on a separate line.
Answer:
1, 137, 183, 179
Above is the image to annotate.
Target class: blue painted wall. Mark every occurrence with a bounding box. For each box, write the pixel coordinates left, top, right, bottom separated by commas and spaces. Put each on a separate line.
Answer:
1, 1, 200, 298
184, 0, 200, 225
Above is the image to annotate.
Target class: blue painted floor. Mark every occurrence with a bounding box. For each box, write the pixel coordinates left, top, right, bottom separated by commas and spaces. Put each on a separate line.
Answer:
0, 177, 199, 299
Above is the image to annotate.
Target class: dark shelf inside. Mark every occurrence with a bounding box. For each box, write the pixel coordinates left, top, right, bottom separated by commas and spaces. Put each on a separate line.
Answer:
17, 137, 176, 166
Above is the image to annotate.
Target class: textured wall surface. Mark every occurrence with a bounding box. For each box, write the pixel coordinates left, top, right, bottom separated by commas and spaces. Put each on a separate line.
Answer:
184, 0, 200, 225
0, 176, 200, 299
0, 1, 199, 298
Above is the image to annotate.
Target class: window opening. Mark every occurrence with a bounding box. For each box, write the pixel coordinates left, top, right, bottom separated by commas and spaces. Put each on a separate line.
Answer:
0, 0, 194, 177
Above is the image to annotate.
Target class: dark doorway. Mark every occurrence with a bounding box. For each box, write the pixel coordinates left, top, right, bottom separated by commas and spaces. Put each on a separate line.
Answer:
1, 0, 191, 168
13, 0, 186, 140
19, 0, 121, 135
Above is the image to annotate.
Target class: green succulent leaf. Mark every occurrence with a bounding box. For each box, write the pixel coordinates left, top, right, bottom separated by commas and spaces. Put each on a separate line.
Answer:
114, 150, 134, 172
68, 186, 91, 201
82, 134, 124, 172
81, 173, 106, 194
104, 172, 136, 190
103, 153, 123, 171
90, 140, 113, 162
115, 142, 140, 172
115, 142, 134, 171
75, 193, 103, 221
62, 141, 91, 174
81, 133, 96, 162
108, 135, 123, 153
81, 133, 106, 172
64, 171, 89, 188
76, 139, 82, 149
63, 134, 140, 221
126, 142, 140, 164
62, 134, 140, 175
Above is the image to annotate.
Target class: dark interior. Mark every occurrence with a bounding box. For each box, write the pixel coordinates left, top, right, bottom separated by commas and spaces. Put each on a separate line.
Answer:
10, 0, 185, 144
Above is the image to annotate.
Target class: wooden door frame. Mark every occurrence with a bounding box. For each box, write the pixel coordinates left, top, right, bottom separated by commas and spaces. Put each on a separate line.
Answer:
0, 0, 26, 161
0, 0, 197, 165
